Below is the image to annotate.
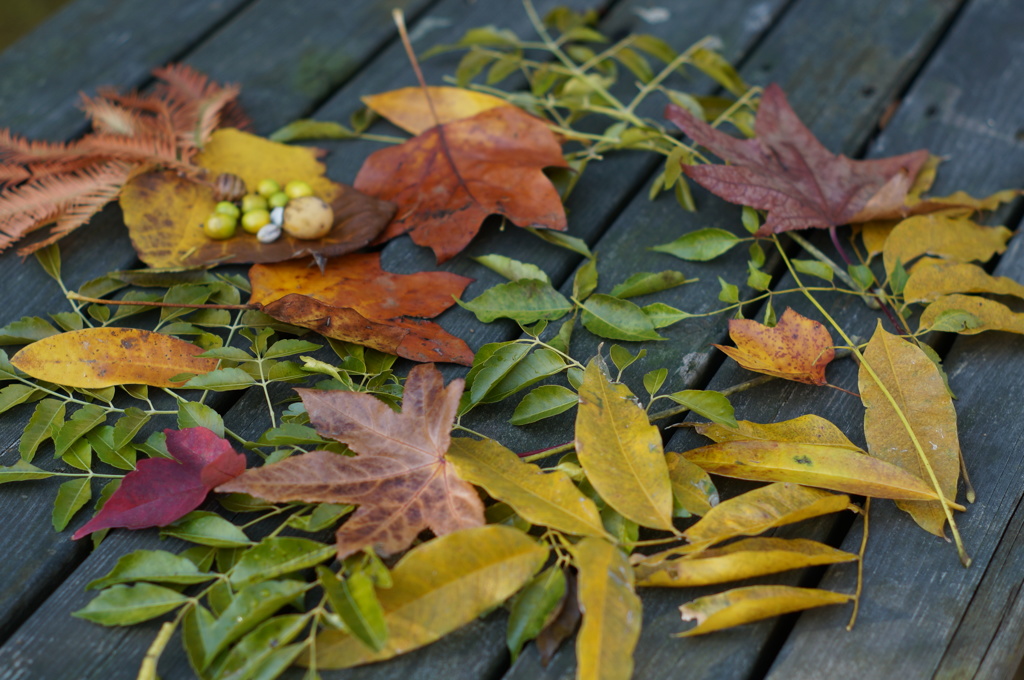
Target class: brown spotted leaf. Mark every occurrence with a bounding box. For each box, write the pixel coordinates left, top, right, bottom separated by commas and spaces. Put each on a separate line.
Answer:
714, 308, 834, 385
354, 106, 568, 262
666, 83, 928, 235
217, 363, 484, 558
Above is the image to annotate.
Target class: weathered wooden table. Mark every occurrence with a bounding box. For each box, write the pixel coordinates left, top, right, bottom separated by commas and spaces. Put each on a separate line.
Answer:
1, 0, 1022, 678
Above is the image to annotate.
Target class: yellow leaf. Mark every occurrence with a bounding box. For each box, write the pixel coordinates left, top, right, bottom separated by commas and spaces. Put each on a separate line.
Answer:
313, 525, 547, 668
682, 440, 948, 502
635, 537, 857, 587
920, 294, 1024, 335
665, 452, 718, 517
575, 356, 673, 531
907, 187, 1021, 212
860, 322, 960, 536
904, 258, 1024, 304
882, 213, 1011, 275
676, 585, 852, 636
714, 308, 834, 385
694, 414, 861, 450
362, 86, 511, 135
121, 128, 392, 268
446, 437, 610, 539
682, 482, 851, 548
10, 328, 215, 388
573, 538, 641, 680
859, 220, 897, 259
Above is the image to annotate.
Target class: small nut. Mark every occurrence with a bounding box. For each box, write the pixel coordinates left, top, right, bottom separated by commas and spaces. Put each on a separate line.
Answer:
256, 222, 282, 243
270, 206, 285, 226
212, 172, 247, 202
282, 196, 333, 240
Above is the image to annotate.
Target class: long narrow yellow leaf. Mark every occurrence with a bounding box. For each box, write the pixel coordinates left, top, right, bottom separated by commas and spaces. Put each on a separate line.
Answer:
447, 437, 610, 539
920, 294, 1024, 335
575, 356, 673, 531
573, 538, 641, 680
694, 414, 861, 450
313, 526, 547, 668
676, 585, 852, 636
904, 258, 1024, 304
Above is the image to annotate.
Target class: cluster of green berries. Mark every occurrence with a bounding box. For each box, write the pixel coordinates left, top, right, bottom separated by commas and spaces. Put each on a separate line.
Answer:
203, 179, 315, 241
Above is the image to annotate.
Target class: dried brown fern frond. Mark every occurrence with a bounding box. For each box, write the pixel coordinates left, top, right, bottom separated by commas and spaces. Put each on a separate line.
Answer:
0, 129, 84, 165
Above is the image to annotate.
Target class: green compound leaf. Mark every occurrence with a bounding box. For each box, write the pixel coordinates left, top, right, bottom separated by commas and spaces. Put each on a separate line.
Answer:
652, 228, 740, 261
74, 582, 188, 626
511, 385, 579, 425
458, 279, 572, 324
581, 294, 664, 341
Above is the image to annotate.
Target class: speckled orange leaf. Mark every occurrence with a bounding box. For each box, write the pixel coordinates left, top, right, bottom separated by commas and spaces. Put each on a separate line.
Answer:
363, 86, 510, 135
121, 128, 394, 267
249, 253, 473, 365
355, 106, 568, 262
11, 328, 215, 388
714, 308, 834, 385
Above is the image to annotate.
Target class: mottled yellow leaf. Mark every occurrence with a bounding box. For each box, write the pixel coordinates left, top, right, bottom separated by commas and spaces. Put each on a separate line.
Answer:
362, 86, 510, 135
575, 356, 673, 531
313, 525, 547, 668
714, 308, 835, 385
860, 322, 960, 536
695, 414, 861, 450
676, 585, 852, 636
682, 440, 947, 502
920, 294, 1024, 335
446, 437, 610, 539
905, 258, 1024, 304
882, 213, 1011, 275
635, 537, 856, 587
573, 538, 641, 680
665, 452, 718, 517
11, 328, 215, 388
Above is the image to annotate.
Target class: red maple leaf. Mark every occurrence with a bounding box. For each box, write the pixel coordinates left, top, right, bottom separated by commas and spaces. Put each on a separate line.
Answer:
72, 427, 246, 539
666, 83, 929, 236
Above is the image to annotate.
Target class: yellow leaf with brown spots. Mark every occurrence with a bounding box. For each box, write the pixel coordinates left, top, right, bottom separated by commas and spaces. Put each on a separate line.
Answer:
714, 308, 834, 385
10, 328, 215, 388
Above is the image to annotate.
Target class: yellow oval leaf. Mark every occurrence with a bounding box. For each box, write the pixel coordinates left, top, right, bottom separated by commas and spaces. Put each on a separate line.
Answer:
905, 258, 1024, 304
363, 86, 511, 135
676, 585, 852, 636
682, 440, 948, 502
920, 294, 1024, 335
575, 356, 673, 531
882, 213, 1011, 275
446, 437, 610, 539
635, 537, 857, 587
573, 538, 641, 680
313, 525, 547, 668
11, 328, 216, 388
682, 482, 851, 548
694, 414, 860, 450
860, 322, 960, 536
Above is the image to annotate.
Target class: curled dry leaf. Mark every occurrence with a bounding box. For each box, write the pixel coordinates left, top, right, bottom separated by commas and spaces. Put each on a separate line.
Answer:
714, 308, 834, 385
666, 83, 928, 235
218, 363, 485, 558
121, 129, 395, 268
904, 258, 1024, 304
355, 106, 568, 262
249, 252, 473, 365
677, 585, 853, 636
11, 327, 216, 388
362, 86, 510, 135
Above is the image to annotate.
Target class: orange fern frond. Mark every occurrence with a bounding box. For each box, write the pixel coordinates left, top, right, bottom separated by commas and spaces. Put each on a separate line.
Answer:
153, 63, 228, 103
80, 94, 147, 137
77, 132, 183, 169
0, 164, 30, 185
96, 88, 178, 141
178, 86, 241, 150
0, 129, 84, 164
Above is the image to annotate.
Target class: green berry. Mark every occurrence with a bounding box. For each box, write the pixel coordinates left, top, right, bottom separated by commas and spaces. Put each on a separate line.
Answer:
203, 213, 237, 240
257, 178, 281, 197
284, 180, 314, 199
241, 209, 271, 234
241, 194, 268, 213
267, 191, 289, 209
214, 201, 240, 218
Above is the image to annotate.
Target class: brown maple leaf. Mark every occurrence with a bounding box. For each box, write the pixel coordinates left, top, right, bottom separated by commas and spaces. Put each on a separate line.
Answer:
354, 105, 568, 262
248, 253, 474, 365
666, 84, 929, 236
714, 308, 835, 385
217, 363, 485, 559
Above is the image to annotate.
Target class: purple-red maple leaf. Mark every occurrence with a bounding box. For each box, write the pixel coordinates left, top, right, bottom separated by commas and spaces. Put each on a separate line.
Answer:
72, 427, 246, 540
666, 83, 929, 236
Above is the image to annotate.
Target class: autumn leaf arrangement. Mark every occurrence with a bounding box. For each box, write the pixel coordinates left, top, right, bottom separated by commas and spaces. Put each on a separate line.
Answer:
0, 4, 1023, 680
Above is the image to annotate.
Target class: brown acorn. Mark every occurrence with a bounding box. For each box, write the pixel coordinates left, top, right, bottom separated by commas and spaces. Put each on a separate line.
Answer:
212, 172, 247, 202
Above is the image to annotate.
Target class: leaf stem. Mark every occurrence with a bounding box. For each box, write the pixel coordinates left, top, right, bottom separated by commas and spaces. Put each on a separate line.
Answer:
847, 498, 869, 631
67, 292, 252, 311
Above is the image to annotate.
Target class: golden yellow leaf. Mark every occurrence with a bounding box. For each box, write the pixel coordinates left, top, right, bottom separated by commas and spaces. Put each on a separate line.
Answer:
573, 538, 641, 680
635, 537, 856, 587
665, 452, 718, 517
682, 482, 852, 548
362, 86, 511, 135
694, 414, 861, 450
682, 440, 947, 502
905, 258, 1024, 304
575, 356, 674, 531
906, 187, 1021, 213
860, 322, 960, 536
446, 437, 610, 539
882, 212, 1012, 275
920, 294, 1024, 335
676, 585, 852, 636
714, 308, 835, 385
313, 525, 547, 668
121, 128, 393, 268
859, 220, 897, 259
10, 328, 215, 388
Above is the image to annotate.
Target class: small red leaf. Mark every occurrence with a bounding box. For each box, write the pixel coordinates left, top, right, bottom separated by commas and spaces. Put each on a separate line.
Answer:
72, 427, 245, 539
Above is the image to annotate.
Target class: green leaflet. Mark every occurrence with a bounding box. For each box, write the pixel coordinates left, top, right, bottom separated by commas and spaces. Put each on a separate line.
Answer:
177, 401, 225, 438
319, 567, 389, 653
0, 460, 54, 484
161, 511, 253, 548
474, 254, 550, 283
0, 384, 38, 415
653, 228, 739, 261
0, 315, 60, 344
52, 477, 92, 531
74, 583, 188, 626
53, 404, 107, 459
580, 294, 664, 341
229, 537, 336, 588
610, 271, 690, 299
667, 390, 738, 428
642, 302, 692, 329
458, 279, 572, 324
182, 367, 256, 391
511, 385, 578, 425
209, 615, 306, 679
88, 550, 216, 590
506, 566, 567, 661
573, 258, 599, 301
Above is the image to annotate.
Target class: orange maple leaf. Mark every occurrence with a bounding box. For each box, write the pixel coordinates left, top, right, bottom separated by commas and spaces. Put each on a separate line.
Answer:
714, 308, 835, 385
